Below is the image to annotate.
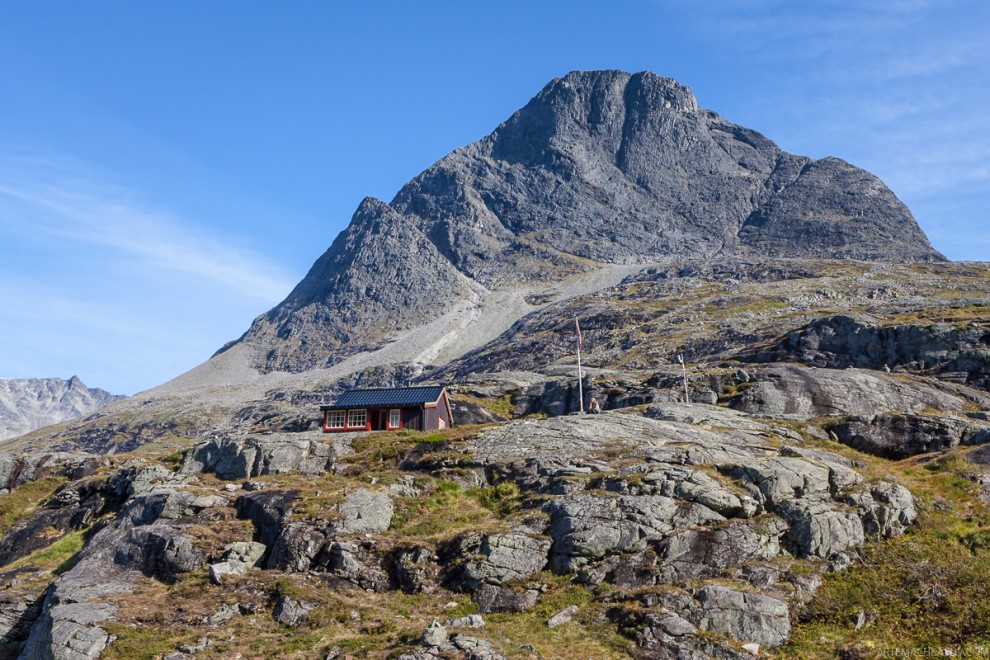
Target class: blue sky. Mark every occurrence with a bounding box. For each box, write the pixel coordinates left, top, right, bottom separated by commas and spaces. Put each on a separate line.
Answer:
1, 0, 987, 395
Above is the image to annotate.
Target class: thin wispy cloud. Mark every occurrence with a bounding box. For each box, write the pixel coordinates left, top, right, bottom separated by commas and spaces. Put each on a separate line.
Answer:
0, 155, 293, 303
0, 151, 297, 393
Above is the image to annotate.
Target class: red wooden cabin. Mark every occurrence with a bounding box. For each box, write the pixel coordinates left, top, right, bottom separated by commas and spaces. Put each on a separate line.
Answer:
319, 386, 453, 432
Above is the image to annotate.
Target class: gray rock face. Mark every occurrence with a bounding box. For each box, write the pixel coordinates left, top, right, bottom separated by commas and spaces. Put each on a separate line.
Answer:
336, 489, 394, 534
17, 479, 183, 659
273, 595, 314, 627
327, 541, 390, 591
181, 432, 337, 480
597, 465, 755, 518
829, 414, 990, 459
730, 365, 963, 419
473, 585, 540, 614
392, 547, 440, 594
230, 69, 942, 373
688, 585, 791, 647
0, 451, 96, 492
117, 526, 206, 582
656, 521, 783, 581
749, 315, 990, 392
20, 601, 115, 660
0, 376, 125, 442
450, 534, 551, 589
776, 499, 865, 559
235, 491, 296, 552
468, 412, 767, 491
846, 481, 917, 538
726, 456, 837, 507
547, 493, 724, 573
0, 593, 43, 649
267, 522, 326, 573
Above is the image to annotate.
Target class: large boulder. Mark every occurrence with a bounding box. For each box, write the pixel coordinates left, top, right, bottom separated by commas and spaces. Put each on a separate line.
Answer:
547, 493, 724, 573
449, 534, 551, 590
181, 433, 335, 480
656, 521, 784, 581
829, 414, 990, 459
266, 522, 326, 573
845, 481, 917, 538
335, 489, 394, 534
775, 499, 865, 559
730, 365, 963, 418
688, 585, 791, 647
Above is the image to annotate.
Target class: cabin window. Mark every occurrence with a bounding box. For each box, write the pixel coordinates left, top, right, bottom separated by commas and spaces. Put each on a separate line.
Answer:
388, 409, 401, 429
327, 410, 346, 429
438, 417, 446, 429
347, 409, 367, 428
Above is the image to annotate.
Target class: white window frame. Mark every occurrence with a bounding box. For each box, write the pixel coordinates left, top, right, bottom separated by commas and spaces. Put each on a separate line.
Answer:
388, 409, 401, 429
327, 410, 346, 429
347, 409, 367, 428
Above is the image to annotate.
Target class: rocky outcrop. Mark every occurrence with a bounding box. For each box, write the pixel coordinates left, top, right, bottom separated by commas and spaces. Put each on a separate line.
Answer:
729, 364, 964, 418
655, 521, 784, 582
445, 533, 551, 590
845, 481, 917, 538
181, 432, 345, 480
681, 585, 792, 647
0, 377, 125, 442
272, 595, 314, 627
336, 489, 394, 534
547, 493, 725, 573
829, 414, 990, 458
747, 315, 990, 391
18, 465, 224, 659
2, 387, 937, 655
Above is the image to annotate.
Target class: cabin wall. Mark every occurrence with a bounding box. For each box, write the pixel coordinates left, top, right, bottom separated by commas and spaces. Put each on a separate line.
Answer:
402, 407, 423, 431
423, 406, 439, 430
438, 393, 452, 427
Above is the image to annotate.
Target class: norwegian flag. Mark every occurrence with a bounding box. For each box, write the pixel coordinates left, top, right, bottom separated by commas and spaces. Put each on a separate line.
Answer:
575, 317, 583, 350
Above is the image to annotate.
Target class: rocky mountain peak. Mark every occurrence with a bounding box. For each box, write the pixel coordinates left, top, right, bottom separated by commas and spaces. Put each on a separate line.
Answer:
488, 70, 699, 166
230, 69, 945, 373
0, 377, 125, 442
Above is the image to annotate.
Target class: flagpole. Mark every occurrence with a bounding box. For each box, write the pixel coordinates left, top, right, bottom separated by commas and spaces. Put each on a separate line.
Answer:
576, 317, 585, 414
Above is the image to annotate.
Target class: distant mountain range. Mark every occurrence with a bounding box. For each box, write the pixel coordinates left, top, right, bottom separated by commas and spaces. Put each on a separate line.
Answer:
227, 69, 943, 374
0, 376, 125, 442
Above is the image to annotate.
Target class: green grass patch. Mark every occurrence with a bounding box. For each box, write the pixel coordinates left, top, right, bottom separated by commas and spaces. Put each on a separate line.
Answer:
454, 392, 516, 419
783, 443, 990, 657
0, 476, 68, 537
102, 622, 201, 660
390, 478, 521, 541
783, 512, 990, 657
482, 573, 634, 659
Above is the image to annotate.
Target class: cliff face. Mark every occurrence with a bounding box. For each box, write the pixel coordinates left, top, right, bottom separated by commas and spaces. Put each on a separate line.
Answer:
232, 69, 943, 374
0, 376, 125, 442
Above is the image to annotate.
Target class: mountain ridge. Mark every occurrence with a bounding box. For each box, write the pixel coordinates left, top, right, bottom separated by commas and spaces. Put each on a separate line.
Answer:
0, 376, 125, 442
229, 69, 943, 375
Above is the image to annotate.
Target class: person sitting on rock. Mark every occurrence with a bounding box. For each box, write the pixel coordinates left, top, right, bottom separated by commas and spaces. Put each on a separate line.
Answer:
589, 397, 601, 414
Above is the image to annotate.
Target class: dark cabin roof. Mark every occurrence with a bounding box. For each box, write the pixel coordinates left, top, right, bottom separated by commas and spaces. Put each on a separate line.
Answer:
321, 386, 446, 410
